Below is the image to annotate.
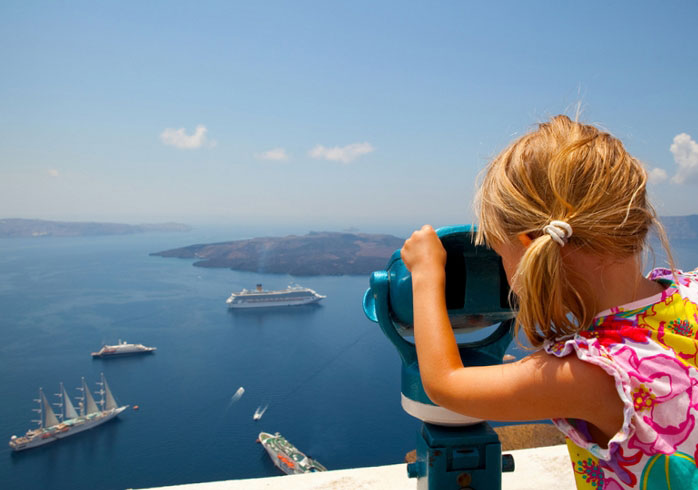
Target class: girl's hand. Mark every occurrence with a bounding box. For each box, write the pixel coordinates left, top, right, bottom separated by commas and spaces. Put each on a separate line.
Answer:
400, 225, 447, 278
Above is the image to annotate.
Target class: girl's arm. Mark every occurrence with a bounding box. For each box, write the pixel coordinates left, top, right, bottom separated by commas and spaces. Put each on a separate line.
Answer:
401, 226, 623, 441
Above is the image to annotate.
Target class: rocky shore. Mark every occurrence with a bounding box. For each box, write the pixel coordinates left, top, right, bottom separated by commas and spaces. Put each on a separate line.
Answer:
151, 231, 404, 276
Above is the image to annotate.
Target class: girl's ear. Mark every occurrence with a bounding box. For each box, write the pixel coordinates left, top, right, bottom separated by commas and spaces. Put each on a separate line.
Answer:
518, 233, 532, 248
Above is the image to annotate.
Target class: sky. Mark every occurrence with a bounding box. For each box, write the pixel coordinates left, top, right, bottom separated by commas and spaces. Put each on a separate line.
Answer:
1, 1, 697, 232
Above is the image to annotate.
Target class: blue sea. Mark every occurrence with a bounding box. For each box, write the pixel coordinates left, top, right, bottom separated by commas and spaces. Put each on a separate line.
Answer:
0, 227, 696, 490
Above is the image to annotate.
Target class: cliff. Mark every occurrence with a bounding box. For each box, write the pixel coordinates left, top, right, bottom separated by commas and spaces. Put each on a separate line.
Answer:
151, 231, 404, 276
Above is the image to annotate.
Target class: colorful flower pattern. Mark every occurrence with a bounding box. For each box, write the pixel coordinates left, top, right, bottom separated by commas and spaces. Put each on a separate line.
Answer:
575, 456, 604, 487
545, 268, 698, 489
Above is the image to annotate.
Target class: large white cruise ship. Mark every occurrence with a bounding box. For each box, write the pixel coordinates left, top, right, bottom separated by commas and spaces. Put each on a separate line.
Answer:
226, 284, 325, 309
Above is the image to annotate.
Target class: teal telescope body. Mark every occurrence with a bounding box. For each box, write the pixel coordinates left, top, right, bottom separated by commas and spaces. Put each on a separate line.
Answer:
363, 225, 516, 489
363, 225, 515, 424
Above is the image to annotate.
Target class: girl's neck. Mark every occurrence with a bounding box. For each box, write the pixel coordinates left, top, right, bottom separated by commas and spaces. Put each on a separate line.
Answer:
562, 250, 665, 316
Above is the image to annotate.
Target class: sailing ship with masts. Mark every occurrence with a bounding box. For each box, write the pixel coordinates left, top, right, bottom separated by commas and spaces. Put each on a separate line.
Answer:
9, 373, 128, 452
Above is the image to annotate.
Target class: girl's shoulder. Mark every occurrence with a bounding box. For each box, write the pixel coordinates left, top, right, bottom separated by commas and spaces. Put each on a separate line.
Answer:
646, 267, 698, 309
543, 287, 698, 473
544, 266, 698, 452
585, 267, 698, 322
546, 266, 698, 355
648, 266, 698, 288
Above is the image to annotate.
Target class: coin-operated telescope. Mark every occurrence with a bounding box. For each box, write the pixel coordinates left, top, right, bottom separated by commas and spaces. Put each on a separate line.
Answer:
363, 225, 516, 490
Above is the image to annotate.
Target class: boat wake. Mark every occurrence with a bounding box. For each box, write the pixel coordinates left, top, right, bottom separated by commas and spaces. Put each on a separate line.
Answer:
230, 387, 245, 404
253, 404, 268, 421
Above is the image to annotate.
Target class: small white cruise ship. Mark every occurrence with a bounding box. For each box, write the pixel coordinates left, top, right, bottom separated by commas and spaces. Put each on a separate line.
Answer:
91, 340, 156, 358
226, 284, 325, 309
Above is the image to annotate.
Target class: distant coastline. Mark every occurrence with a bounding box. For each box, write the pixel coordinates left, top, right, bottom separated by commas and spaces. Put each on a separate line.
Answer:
0, 218, 191, 238
150, 215, 698, 276
151, 231, 405, 276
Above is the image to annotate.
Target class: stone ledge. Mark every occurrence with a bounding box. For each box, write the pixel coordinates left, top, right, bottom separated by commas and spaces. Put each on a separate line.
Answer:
135, 444, 575, 490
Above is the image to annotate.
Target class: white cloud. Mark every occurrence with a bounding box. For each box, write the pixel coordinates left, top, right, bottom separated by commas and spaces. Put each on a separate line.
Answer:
308, 142, 375, 163
47, 169, 59, 177
255, 148, 289, 161
160, 124, 211, 149
647, 167, 667, 184
670, 133, 698, 184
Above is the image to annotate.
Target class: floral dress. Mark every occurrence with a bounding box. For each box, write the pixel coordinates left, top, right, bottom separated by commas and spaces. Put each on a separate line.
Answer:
544, 268, 698, 489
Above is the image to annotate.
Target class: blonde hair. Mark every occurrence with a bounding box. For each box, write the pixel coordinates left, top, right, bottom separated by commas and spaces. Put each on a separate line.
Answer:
474, 115, 673, 347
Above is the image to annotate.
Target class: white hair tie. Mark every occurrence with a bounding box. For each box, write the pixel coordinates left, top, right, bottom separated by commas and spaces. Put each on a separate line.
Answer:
542, 220, 573, 246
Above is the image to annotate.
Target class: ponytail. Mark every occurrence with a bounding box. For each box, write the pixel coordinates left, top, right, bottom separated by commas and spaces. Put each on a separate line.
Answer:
514, 234, 589, 345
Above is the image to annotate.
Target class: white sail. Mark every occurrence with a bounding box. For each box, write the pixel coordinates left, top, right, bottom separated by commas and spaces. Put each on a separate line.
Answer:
40, 389, 60, 427
62, 384, 78, 419
53, 385, 65, 421
101, 374, 118, 411
83, 378, 99, 414
31, 393, 42, 427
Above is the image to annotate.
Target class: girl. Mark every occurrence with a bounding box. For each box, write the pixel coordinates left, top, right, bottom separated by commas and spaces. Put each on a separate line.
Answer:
400, 115, 698, 489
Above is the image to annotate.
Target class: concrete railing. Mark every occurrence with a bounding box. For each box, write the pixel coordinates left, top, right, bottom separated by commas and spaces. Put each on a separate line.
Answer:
137, 424, 576, 490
